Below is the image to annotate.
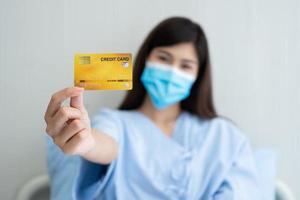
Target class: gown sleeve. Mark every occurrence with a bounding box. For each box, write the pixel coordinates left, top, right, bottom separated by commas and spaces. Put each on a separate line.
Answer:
72, 107, 123, 200
212, 138, 263, 200
45, 134, 80, 200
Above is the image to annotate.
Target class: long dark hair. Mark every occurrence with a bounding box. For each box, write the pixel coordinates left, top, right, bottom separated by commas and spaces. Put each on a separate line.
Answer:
118, 16, 218, 119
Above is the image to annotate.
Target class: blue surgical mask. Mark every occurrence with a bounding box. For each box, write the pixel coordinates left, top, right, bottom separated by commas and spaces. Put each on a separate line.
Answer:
140, 61, 197, 109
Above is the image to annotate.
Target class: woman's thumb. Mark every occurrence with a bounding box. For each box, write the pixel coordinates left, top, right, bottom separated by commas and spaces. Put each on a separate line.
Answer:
70, 91, 84, 110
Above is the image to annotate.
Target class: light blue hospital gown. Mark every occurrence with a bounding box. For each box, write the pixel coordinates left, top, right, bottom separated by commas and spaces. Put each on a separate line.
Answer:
47, 107, 262, 200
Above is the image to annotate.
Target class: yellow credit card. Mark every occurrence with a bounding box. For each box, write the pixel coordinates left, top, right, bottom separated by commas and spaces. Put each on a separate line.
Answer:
74, 53, 133, 90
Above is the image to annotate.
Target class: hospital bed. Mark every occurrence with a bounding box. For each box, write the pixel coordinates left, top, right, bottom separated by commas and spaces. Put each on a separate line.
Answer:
16, 174, 296, 200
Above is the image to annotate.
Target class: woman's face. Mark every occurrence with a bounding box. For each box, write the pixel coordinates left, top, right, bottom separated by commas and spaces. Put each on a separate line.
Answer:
147, 42, 199, 77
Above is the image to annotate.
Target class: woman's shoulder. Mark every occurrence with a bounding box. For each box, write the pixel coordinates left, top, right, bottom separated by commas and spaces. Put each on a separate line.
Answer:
215, 116, 249, 144
186, 112, 249, 146
185, 112, 253, 165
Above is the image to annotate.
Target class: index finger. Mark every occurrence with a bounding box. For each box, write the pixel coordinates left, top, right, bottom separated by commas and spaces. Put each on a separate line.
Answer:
45, 87, 84, 120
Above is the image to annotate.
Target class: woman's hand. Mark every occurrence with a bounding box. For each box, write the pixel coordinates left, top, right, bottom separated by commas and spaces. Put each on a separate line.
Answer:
44, 87, 95, 156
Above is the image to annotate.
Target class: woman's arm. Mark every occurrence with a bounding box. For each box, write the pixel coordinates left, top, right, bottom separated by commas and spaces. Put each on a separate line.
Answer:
82, 128, 119, 164
212, 139, 263, 200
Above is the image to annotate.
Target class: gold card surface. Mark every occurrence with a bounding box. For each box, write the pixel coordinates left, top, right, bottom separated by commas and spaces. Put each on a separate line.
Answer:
74, 53, 132, 90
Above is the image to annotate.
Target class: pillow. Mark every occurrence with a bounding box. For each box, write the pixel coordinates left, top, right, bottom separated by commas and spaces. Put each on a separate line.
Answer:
254, 149, 277, 200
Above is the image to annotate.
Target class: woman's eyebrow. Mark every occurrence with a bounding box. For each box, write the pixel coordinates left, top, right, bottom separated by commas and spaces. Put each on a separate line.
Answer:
156, 49, 172, 57
181, 59, 198, 64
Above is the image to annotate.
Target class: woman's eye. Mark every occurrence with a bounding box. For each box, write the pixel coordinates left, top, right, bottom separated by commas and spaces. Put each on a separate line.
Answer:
181, 65, 192, 70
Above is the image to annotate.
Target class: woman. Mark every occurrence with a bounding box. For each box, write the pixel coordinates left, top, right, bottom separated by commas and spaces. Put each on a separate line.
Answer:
44, 17, 262, 200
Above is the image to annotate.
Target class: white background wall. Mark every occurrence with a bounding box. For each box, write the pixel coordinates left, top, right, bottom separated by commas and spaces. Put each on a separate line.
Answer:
0, 0, 299, 199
